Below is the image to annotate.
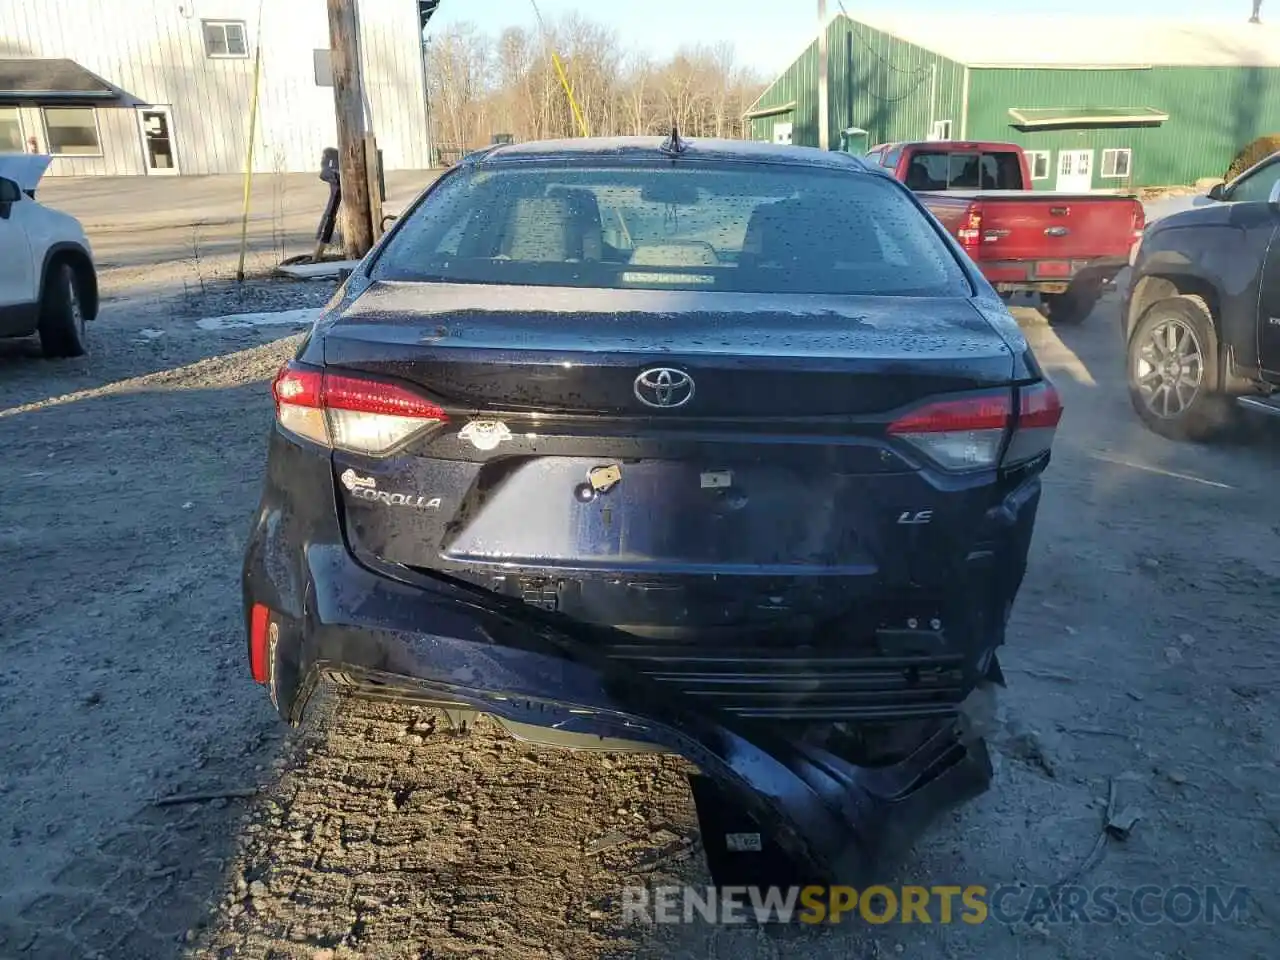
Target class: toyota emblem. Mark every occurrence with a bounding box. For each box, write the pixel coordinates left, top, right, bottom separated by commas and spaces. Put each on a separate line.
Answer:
634, 367, 695, 409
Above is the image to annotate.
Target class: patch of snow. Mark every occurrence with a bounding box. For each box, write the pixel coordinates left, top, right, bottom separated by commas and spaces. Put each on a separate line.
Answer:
196, 307, 321, 332
136, 328, 166, 340
276, 260, 360, 280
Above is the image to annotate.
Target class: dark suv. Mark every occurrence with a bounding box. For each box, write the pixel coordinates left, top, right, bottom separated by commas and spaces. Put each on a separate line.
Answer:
242, 136, 1061, 879
1124, 150, 1280, 440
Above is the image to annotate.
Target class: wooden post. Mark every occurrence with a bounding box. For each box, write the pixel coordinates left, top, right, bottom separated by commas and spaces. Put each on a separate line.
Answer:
364, 132, 384, 240
817, 0, 829, 151
326, 0, 374, 258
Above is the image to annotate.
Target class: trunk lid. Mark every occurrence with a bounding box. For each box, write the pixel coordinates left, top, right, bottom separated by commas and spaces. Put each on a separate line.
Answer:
0, 153, 52, 194
323, 280, 1018, 635
325, 281, 1015, 415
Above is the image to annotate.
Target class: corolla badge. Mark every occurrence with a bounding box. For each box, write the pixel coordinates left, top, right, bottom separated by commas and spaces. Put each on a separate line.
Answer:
340, 469, 441, 509
634, 367, 695, 409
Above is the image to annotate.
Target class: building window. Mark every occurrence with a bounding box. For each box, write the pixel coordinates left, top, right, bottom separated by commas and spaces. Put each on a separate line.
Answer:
42, 107, 101, 156
0, 107, 23, 152
1026, 150, 1052, 181
773, 121, 793, 145
929, 120, 952, 141
203, 20, 248, 58
1101, 148, 1132, 179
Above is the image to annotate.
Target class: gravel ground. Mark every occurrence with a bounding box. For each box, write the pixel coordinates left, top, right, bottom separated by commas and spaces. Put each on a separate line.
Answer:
1, 273, 1278, 959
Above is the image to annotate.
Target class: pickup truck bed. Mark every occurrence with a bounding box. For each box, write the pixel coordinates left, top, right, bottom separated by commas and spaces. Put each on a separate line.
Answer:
920, 189, 1144, 323
866, 140, 1145, 324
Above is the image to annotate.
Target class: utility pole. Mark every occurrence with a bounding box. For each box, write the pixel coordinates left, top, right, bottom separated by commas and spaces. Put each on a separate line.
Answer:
419, 2, 440, 165
326, 0, 375, 258
817, 0, 829, 150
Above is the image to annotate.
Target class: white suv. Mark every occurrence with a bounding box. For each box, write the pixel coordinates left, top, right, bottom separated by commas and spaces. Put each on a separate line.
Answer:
0, 154, 97, 357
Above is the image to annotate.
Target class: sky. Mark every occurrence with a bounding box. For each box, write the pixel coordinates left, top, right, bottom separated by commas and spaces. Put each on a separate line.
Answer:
428, 0, 1264, 76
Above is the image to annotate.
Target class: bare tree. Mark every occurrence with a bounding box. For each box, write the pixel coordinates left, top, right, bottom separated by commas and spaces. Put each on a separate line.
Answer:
621, 53, 655, 135
425, 14, 765, 157
425, 24, 492, 160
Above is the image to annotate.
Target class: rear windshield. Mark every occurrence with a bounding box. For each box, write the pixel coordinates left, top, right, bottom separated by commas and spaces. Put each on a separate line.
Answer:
373, 162, 971, 297
904, 150, 1023, 191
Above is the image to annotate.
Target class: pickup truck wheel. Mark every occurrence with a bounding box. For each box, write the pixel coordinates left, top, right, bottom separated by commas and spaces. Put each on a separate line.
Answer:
1127, 295, 1233, 441
1040, 285, 1099, 325
37, 262, 88, 359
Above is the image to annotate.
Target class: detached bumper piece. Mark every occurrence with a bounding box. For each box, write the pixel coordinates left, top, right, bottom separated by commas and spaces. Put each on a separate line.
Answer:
282, 590, 996, 889
317, 655, 994, 889
689, 727, 993, 891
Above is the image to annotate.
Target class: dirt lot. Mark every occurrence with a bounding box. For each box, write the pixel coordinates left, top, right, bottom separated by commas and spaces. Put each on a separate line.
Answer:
35, 169, 438, 301
1, 222, 1279, 958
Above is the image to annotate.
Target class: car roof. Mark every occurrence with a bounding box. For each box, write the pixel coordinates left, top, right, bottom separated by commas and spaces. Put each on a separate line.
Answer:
874, 141, 1022, 153
465, 136, 873, 174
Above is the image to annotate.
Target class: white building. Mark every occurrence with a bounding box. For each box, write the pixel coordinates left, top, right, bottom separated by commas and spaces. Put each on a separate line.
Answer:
0, 0, 431, 177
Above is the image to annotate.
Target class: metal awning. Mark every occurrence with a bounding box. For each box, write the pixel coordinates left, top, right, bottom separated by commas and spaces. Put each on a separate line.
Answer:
743, 100, 797, 120
0, 58, 117, 99
1008, 106, 1169, 127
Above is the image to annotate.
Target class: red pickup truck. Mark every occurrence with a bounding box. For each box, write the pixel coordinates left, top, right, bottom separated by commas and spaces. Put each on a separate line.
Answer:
866, 140, 1145, 324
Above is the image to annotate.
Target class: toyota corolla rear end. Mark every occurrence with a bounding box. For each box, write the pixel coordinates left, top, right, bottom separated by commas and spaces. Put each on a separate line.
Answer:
241, 139, 1060, 878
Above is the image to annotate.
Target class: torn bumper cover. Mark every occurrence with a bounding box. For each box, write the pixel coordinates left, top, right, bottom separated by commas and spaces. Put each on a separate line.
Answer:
251, 534, 995, 887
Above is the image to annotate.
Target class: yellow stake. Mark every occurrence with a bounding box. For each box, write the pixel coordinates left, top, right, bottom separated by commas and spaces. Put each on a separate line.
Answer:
530, 0, 589, 137
551, 51, 589, 138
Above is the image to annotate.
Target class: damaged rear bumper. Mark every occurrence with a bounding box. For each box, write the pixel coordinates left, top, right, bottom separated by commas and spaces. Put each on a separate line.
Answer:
267, 544, 993, 885
247, 543, 1000, 888
243, 433, 1030, 885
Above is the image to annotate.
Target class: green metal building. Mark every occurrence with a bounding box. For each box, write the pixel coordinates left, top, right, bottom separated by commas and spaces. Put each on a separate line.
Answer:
744, 14, 1280, 190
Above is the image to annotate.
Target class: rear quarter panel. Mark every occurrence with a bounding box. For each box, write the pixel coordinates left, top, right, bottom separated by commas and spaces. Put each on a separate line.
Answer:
1127, 206, 1270, 368
916, 194, 973, 238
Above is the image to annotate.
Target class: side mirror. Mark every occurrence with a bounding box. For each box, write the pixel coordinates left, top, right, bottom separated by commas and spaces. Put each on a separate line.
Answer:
1207, 182, 1226, 201
1270, 179, 1280, 211
336, 266, 353, 282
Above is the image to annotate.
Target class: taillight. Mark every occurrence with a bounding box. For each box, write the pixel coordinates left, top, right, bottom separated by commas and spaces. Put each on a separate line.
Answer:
1004, 381, 1063, 466
1130, 204, 1146, 241
271, 362, 448, 455
956, 204, 983, 253
272, 365, 327, 447
888, 382, 1062, 472
888, 392, 1010, 471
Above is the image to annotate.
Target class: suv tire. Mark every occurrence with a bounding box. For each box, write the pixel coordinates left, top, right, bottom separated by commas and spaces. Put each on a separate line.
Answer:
1126, 294, 1235, 441
38, 261, 88, 359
